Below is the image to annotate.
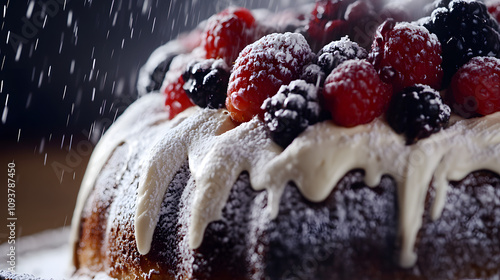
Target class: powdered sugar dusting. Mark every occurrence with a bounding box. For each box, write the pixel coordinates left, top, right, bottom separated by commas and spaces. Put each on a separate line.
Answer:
135, 107, 235, 254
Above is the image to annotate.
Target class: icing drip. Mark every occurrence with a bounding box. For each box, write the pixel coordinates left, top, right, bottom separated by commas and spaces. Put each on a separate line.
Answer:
71, 93, 500, 269
135, 108, 236, 254
69, 93, 193, 266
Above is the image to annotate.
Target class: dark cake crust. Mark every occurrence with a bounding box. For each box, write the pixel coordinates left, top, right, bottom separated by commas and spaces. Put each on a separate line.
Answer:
74, 142, 500, 280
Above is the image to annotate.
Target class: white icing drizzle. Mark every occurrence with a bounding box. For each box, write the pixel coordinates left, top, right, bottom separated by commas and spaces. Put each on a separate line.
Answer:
135, 108, 236, 254
69, 93, 193, 266
72, 93, 500, 269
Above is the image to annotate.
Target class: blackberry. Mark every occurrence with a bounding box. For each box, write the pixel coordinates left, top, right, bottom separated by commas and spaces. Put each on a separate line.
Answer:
300, 36, 367, 88
262, 80, 322, 148
301, 64, 326, 87
386, 84, 451, 145
182, 59, 230, 109
138, 49, 179, 96
422, 0, 500, 85
317, 36, 368, 75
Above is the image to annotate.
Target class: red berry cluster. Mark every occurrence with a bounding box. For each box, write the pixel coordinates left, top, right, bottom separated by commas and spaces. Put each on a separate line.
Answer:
152, 0, 500, 145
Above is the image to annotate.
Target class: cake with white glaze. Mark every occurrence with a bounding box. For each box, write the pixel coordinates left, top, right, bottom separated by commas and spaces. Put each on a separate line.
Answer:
69, 0, 500, 279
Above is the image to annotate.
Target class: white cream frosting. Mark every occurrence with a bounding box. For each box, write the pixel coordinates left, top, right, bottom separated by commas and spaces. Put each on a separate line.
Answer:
71, 92, 500, 269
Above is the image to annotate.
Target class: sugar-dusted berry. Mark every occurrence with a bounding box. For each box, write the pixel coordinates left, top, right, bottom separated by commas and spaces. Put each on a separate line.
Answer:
202, 7, 256, 65
300, 64, 326, 87
323, 59, 393, 127
226, 32, 315, 123
182, 59, 230, 109
262, 80, 322, 148
317, 36, 368, 75
449, 56, 500, 117
369, 19, 443, 94
387, 84, 450, 144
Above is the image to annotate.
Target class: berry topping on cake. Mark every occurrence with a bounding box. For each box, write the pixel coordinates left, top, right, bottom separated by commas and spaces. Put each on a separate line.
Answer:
307, 0, 351, 47
300, 36, 367, 88
449, 56, 500, 117
202, 7, 256, 65
164, 76, 194, 119
387, 84, 451, 144
182, 59, 230, 109
423, 0, 500, 84
262, 80, 322, 148
301, 63, 326, 87
226, 32, 314, 123
144, 52, 179, 94
369, 20, 444, 93
488, 0, 500, 23
323, 59, 393, 127
306, 0, 377, 49
317, 36, 368, 75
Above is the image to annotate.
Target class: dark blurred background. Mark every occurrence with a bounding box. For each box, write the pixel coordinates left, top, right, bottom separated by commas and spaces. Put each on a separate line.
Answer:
0, 0, 306, 244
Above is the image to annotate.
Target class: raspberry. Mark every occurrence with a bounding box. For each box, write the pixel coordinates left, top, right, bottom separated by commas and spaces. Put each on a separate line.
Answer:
369, 20, 443, 94
307, 0, 352, 49
387, 84, 451, 145
182, 59, 230, 109
342, 0, 380, 49
449, 56, 500, 117
317, 36, 368, 75
164, 75, 194, 120
262, 80, 322, 148
226, 32, 314, 123
488, 0, 500, 23
423, 0, 500, 84
202, 7, 256, 65
323, 59, 393, 127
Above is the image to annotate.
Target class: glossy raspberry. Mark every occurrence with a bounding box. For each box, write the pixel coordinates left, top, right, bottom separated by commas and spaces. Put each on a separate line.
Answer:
164, 76, 194, 120
423, 0, 500, 84
449, 56, 500, 117
317, 36, 368, 75
387, 84, 450, 145
262, 80, 322, 148
369, 20, 443, 94
182, 59, 230, 109
202, 7, 256, 65
226, 33, 314, 123
323, 59, 393, 127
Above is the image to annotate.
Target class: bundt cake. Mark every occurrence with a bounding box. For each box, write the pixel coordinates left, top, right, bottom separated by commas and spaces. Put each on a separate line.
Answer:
70, 0, 500, 279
